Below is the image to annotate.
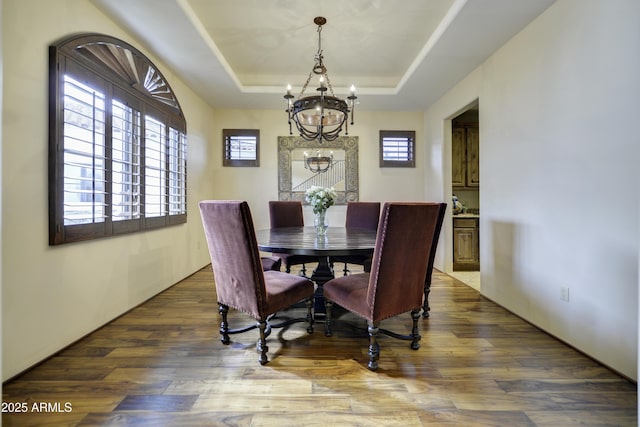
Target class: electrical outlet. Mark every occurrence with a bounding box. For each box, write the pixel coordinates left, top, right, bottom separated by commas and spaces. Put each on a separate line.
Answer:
560, 286, 570, 302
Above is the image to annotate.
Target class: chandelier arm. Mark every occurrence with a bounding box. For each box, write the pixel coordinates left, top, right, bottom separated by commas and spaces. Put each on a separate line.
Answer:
293, 117, 345, 142
294, 123, 343, 142
318, 89, 325, 142
292, 116, 321, 141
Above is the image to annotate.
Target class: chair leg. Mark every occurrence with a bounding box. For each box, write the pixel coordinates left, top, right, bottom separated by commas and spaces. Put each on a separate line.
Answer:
342, 263, 349, 276
324, 299, 334, 337
218, 303, 230, 344
422, 281, 431, 318
257, 319, 269, 365
300, 263, 307, 277
367, 322, 380, 371
306, 297, 315, 334
410, 308, 422, 350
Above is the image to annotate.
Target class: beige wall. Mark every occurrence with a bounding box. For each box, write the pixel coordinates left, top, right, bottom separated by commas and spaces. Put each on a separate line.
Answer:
423, 0, 639, 379
1, 0, 215, 380
0, 0, 4, 382
210, 109, 426, 230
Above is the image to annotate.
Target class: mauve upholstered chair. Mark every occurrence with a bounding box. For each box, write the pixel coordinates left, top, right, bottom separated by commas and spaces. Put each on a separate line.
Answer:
422, 202, 447, 317
331, 202, 381, 275
260, 256, 282, 272
323, 202, 442, 371
268, 201, 317, 276
199, 200, 314, 365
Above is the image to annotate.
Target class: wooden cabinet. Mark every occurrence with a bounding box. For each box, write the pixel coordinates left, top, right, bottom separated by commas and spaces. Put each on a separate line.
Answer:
453, 217, 479, 271
452, 125, 479, 188
451, 128, 466, 187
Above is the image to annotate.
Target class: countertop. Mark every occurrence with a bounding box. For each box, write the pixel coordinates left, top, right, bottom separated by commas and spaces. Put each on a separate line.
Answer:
453, 213, 480, 218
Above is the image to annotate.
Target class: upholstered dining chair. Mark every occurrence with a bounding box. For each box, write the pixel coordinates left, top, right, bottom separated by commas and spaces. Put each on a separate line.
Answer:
331, 202, 381, 275
323, 202, 442, 371
261, 256, 282, 272
268, 201, 317, 276
199, 200, 315, 365
422, 202, 447, 317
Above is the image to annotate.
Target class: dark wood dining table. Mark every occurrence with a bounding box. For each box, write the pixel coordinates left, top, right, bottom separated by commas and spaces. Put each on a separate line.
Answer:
256, 226, 377, 311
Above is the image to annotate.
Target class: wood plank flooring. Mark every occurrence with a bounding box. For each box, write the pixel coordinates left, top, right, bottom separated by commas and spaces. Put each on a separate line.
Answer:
3, 264, 636, 426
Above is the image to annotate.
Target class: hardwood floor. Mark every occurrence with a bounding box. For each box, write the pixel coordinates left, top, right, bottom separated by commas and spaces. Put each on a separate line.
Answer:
3, 264, 636, 426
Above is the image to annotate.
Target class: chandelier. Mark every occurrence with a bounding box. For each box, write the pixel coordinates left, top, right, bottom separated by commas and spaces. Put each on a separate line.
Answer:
285, 16, 357, 143
304, 150, 333, 173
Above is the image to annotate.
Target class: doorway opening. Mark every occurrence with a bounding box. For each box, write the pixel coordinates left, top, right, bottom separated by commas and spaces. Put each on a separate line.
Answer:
450, 103, 480, 290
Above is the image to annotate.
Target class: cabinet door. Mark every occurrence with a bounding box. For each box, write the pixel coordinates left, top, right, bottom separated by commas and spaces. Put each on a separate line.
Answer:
451, 128, 466, 187
454, 228, 478, 262
466, 126, 480, 187
453, 221, 479, 271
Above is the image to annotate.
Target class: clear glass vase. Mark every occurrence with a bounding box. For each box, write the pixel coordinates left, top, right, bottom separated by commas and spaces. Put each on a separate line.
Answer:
314, 210, 328, 236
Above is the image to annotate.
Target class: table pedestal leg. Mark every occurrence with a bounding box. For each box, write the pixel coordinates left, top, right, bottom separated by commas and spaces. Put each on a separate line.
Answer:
310, 256, 334, 314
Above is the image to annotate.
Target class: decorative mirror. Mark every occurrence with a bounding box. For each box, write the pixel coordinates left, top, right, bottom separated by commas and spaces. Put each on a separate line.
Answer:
278, 136, 359, 204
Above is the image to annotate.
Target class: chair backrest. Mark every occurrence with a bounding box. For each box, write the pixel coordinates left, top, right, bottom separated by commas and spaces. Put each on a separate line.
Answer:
425, 203, 447, 285
345, 202, 381, 230
199, 200, 266, 318
367, 203, 441, 321
269, 201, 304, 228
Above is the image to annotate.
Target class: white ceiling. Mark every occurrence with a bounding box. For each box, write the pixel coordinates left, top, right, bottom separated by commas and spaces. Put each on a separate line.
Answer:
91, 0, 556, 111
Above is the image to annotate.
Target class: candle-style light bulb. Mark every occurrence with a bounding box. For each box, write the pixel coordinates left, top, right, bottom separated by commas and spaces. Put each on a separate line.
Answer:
286, 84, 292, 96
319, 76, 325, 88
350, 85, 356, 96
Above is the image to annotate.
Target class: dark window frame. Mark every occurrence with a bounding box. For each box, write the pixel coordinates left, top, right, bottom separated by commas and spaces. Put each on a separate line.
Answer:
223, 129, 260, 167
379, 130, 416, 168
49, 33, 187, 245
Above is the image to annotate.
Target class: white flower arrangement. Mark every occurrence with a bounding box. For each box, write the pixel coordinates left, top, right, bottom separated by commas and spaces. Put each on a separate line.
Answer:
305, 186, 337, 214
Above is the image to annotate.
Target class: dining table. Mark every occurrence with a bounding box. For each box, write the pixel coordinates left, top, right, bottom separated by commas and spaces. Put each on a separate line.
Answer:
256, 226, 377, 311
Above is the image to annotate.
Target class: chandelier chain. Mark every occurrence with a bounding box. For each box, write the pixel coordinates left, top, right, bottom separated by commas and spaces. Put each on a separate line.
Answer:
323, 73, 336, 98
298, 71, 314, 98
297, 22, 336, 98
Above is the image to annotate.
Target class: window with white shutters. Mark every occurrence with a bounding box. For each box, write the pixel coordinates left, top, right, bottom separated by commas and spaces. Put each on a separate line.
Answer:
379, 130, 416, 167
223, 129, 260, 167
49, 34, 187, 244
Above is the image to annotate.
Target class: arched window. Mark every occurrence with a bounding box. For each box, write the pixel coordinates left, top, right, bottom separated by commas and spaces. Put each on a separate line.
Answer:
49, 34, 187, 245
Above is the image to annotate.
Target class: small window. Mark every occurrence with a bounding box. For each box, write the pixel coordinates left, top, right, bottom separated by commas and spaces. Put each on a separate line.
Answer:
379, 130, 415, 167
223, 129, 259, 167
